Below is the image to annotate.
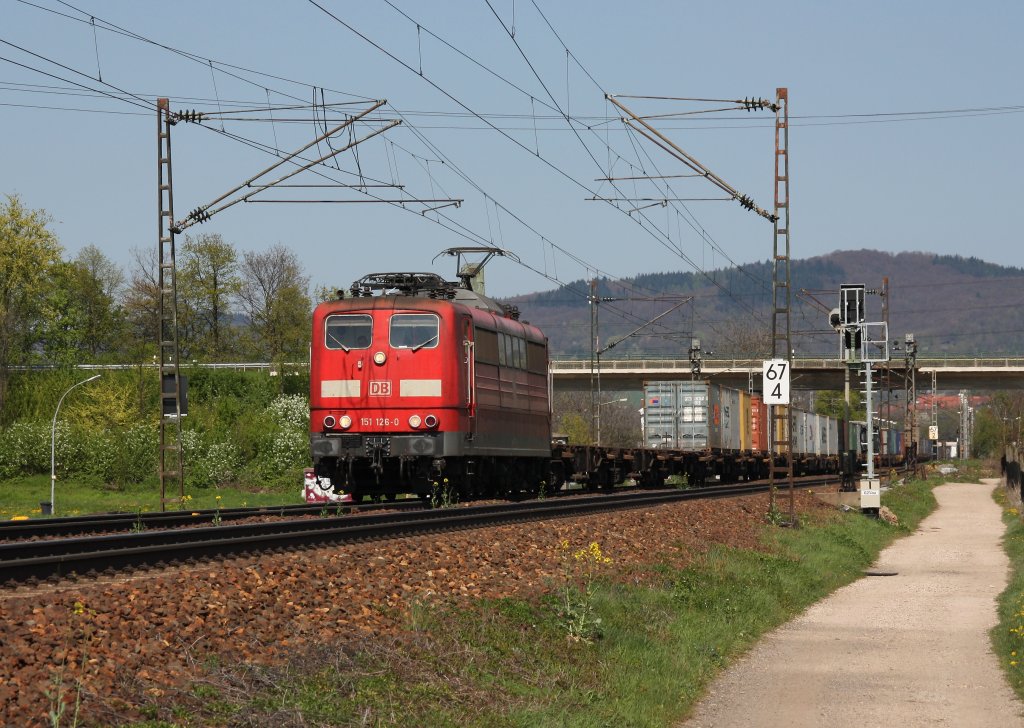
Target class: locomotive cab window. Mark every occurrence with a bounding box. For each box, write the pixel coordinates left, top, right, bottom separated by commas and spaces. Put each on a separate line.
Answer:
325, 314, 372, 350
391, 313, 439, 349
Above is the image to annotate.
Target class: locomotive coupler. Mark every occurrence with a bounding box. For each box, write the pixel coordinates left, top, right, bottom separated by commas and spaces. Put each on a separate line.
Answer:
431, 458, 446, 475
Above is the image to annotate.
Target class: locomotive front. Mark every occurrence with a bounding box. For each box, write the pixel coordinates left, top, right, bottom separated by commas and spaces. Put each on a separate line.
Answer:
307, 274, 471, 501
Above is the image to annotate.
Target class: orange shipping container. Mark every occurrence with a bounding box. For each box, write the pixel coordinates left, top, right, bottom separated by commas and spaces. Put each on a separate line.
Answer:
751, 394, 769, 452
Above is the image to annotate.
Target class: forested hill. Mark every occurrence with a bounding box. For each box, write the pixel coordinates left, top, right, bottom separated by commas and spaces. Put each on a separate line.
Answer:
505, 250, 1024, 359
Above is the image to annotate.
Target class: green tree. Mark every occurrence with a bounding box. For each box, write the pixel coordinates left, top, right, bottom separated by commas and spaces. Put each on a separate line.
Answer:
73, 245, 125, 359
121, 246, 160, 363
236, 245, 311, 361
556, 412, 591, 447
38, 248, 125, 364
972, 406, 1001, 458
0, 195, 63, 408
180, 233, 240, 360
314, 284, 343, 303
815, 389, 865, 421
38, 261, 89, 365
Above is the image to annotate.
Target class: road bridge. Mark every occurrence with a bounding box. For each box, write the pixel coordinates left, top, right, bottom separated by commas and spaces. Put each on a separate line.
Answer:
24, 359, 1024, 392
551, 357, 1024, 392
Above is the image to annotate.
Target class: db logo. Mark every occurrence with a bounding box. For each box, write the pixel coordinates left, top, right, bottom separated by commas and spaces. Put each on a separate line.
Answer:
369, 381, 392, 396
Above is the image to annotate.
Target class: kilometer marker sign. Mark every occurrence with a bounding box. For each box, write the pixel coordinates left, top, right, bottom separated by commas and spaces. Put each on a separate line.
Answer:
762, 359, 790, 405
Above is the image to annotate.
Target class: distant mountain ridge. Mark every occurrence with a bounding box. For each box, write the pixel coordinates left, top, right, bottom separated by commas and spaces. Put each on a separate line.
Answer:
507, 250, 1024, 359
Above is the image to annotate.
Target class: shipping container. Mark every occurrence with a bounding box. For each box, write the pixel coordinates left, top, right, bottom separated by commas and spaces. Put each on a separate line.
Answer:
678, 381, 709, 450
645, 381, 760, 452
751, 394, 768, 452
709, 384, 743, 451
739, 391, 752, 451
825, 417, 839, 456
644, 382, 678, 449
883, 428, 902, 459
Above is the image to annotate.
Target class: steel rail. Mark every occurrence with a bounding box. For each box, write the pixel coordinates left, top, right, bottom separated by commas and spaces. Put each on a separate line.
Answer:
0, 482, 802, 585
0, 500, 424, 541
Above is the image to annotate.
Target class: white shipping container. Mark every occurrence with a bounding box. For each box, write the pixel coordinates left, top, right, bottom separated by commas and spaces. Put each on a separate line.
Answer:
710, 384, 742, 451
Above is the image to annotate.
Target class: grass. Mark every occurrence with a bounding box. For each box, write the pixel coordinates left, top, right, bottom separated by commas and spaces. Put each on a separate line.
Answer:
0, 474, 300, 520
992, 479, 1024, 699
131, 470, 949, 727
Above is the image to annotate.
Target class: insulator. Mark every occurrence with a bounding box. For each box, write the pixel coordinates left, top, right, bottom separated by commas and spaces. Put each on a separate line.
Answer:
173, 109, 202, 123
175, 109, 205, 123
742, 97, 781, 113
187, 207, 211, 223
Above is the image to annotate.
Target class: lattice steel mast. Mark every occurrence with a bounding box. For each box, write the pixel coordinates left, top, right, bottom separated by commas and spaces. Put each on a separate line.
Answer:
769, 88, 795, 522
156, 98, 184, 509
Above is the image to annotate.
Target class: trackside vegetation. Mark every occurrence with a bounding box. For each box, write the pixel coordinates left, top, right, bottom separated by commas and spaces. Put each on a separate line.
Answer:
131, 472, 949, 727
993, 481, 1024, 699
0, 369, 310, 516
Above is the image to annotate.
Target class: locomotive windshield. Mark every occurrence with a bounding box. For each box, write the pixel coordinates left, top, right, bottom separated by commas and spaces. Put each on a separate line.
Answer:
390, 313, 439, 350
325, 314, 372, 350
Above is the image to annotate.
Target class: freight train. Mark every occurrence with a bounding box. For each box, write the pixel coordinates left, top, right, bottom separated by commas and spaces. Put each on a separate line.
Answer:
304, 267, 903, 503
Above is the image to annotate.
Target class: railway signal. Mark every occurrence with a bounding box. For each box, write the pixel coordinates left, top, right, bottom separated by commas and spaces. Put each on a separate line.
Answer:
835, 282, 889, 515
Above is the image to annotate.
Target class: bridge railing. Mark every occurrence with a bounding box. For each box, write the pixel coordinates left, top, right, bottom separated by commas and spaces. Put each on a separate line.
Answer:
550, 357, 1024, 372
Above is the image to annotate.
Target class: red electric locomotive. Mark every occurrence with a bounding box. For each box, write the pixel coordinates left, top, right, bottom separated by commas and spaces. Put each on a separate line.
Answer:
307, 270, 551, 502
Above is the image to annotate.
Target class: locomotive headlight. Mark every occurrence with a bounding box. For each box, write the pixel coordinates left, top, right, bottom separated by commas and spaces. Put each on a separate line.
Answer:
408, 414, 422, 429
373, 351, 387, 365
323, 415, 337, 429
339, 415, 353, 429
423, 414, 438, 429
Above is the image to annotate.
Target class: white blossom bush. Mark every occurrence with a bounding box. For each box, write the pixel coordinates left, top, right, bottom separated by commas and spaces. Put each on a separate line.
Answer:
257, 394, 310, 476
181, 429, 241, 488
0, 421, 54, 477
83, 424, 157, 486
267, 427, 309, 473
0, 420, 97, 478
266, 394, 309, 430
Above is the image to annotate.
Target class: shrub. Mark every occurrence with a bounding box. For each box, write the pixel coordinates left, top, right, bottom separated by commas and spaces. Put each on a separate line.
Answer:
267, 428, 309, 473
184, 369, 280, 408
267, 394, 310, 430
0, 421, 54, 477
181, 429, 242, 488
81, 424, 158, 487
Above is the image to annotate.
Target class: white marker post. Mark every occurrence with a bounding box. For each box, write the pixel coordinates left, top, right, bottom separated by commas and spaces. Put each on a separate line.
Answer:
762, 359, 790, 405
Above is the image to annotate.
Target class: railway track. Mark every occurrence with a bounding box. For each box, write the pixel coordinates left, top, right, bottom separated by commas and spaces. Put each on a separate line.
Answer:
0, 480, 828, 586
0, 499, 423, 541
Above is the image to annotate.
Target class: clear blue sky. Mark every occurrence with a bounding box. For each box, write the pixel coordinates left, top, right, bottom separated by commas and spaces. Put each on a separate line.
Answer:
3, 0, 1021, 300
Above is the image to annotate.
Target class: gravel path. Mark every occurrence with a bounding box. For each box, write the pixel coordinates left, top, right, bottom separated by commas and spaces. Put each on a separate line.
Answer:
680, 479, 1024, 727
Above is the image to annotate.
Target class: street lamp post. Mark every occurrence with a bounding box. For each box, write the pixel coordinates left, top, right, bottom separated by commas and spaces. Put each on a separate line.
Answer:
49, 374, 101, 515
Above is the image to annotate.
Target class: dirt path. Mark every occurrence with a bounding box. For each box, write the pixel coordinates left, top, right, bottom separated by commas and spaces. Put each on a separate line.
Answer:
680, 479, 1024, 727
